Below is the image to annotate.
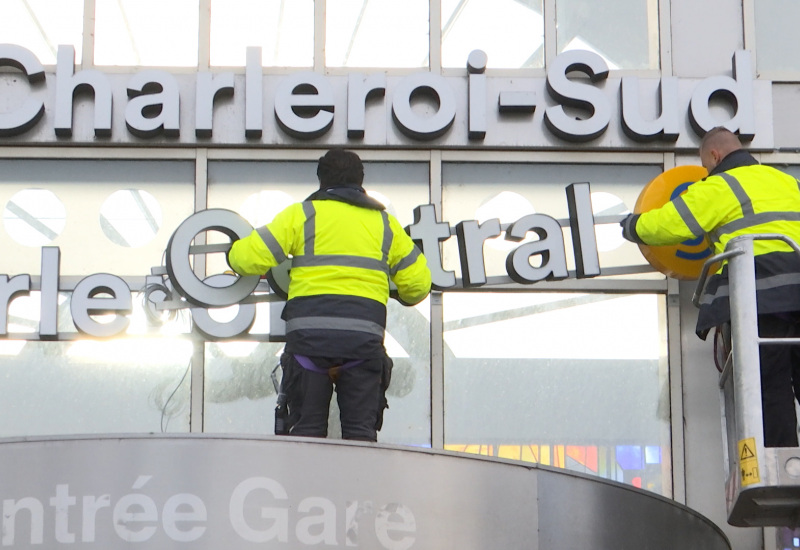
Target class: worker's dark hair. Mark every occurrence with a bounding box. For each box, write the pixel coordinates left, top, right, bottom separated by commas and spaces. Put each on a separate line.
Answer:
317, 148, 364, 188
700, 126, 741, 155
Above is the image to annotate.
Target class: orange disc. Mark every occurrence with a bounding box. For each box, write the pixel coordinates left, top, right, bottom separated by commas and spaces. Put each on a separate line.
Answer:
634, 165, 715, 280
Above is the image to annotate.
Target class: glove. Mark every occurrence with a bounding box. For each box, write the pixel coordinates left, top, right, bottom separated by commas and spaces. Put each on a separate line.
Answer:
620, 214, 642, 243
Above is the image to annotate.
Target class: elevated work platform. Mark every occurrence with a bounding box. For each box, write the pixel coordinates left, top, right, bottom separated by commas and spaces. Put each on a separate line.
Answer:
0, 435, 729, 549
695, 235, 800, 527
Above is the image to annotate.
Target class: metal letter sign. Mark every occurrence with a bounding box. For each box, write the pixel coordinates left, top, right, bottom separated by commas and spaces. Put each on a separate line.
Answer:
0, 44, 772, 149
165, 209, 260, 308
0, 44, 45, 136
0, 183, 613, 341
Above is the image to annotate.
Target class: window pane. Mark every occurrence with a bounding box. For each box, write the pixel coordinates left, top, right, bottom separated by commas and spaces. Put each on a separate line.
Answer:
94, 0, 199, 66
755, 0, 800, 73
210, 0, 314, 67
556, 0, 659, 70
206, 160, 432, 445
442, 0, 543, 69
441, 162, 664, 280
204, 341, 285, 433
0, 159, 195, 277
443, 292, 671, 496
326, 0, 429, 68
0, 335, 192, 437
0, 0, 84, 64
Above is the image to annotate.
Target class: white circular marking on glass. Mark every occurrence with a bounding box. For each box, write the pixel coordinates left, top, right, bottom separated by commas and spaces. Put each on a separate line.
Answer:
240, 190, 295, 227
100, 189, 163, 247
4, 189, 67, 246
476, 191, 536, 251
591, 191, 630, 252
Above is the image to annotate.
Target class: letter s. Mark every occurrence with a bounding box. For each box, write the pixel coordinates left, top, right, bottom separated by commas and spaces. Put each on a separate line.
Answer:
544, 49, 610, 142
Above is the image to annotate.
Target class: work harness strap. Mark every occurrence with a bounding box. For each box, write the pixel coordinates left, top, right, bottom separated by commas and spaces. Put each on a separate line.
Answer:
293, 354, 364, 374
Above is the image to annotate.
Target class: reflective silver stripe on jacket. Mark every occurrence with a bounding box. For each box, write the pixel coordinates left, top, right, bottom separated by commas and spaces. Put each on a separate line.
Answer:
292, 254, 390, 273
256, 226, 287, 263
286, 316, 386, 337
293, 200, 392, 274
718, 173, 754, 216
391, 246, 421, 275
699, 271, 800, 306
673, 195, 704, 237
708, 172, 800, 244
303, 202, 316, 254
711, 212, 800, 243
380, 211, 392, 264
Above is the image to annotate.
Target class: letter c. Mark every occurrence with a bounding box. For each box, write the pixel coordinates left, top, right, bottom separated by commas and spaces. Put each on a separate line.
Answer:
165, 209, 259, 308
0, 44, 45, 136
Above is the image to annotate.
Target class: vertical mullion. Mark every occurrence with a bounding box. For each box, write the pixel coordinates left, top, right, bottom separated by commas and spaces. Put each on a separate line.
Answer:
429, 0, 442, 72
646, 0, 659, 70
667, 276, 685, 504
82, 0, 95, 68
742, 0, 757, 53
659, 0, 673, 74
315, 0, 326, 72
190, 341, 205, 433
543, 0, 557, 67
190, 149, 208, 433
430, 150, 444, 449
198, 0, 211, 70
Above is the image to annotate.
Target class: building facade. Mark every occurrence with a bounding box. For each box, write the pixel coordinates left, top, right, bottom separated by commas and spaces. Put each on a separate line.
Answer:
2, 0, 800, 548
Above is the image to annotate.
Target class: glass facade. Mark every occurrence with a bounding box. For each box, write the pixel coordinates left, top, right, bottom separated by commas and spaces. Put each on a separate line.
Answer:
442, 0, 544, 69
442, 291, 670, 494
7, 0, 781, 508
0, 151, 670, 493
8, 0, 662, 70
326, 0, 430, 68
555, 0, 659, 70
94, 0, 200, 67
210, 0, 314, 67
754, 0, 800, 74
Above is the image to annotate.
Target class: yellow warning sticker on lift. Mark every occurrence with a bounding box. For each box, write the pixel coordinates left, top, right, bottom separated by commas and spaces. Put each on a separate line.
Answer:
738, 438, 760, 486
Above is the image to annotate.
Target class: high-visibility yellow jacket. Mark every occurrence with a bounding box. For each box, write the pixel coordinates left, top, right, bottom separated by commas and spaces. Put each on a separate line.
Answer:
228, 187, 431, 358
624, 150, 800, 336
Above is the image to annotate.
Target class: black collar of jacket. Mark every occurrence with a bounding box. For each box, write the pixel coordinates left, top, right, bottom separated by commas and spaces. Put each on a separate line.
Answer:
305, 187, 386, 211
707, 149, 759, 178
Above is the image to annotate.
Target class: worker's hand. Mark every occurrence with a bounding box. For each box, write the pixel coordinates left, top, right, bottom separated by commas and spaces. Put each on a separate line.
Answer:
619, 214, 641, 243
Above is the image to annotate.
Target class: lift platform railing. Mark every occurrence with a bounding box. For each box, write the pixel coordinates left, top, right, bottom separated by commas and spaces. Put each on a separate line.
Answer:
694, 234, 800, 527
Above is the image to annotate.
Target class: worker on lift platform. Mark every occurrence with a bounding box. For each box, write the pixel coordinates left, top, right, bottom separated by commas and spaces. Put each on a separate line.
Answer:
621, 126, 800, 448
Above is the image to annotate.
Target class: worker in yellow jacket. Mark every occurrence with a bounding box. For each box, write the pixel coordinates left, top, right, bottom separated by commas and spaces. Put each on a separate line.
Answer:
621, 127, 800, 447
228, 148, 431, 441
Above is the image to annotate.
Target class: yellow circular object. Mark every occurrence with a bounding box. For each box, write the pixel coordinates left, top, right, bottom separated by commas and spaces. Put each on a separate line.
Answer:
634, 165, 716, 280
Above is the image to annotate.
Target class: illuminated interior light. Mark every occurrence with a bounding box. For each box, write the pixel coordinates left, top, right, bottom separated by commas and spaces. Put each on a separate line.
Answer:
67, 338, 193, 363
442, 0, 544, 69
210, 0, 313, 67
474, 191, 535, 251
365, 190, 394, 216
94, 0, 199, 67
1, 0, 84, 64
239, 190, 295, 228
217, 341, 259, 358
561, 36, 621, 70
384, 331, 410, 358
590, 191, 629, 252
0, 340, 26, 356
